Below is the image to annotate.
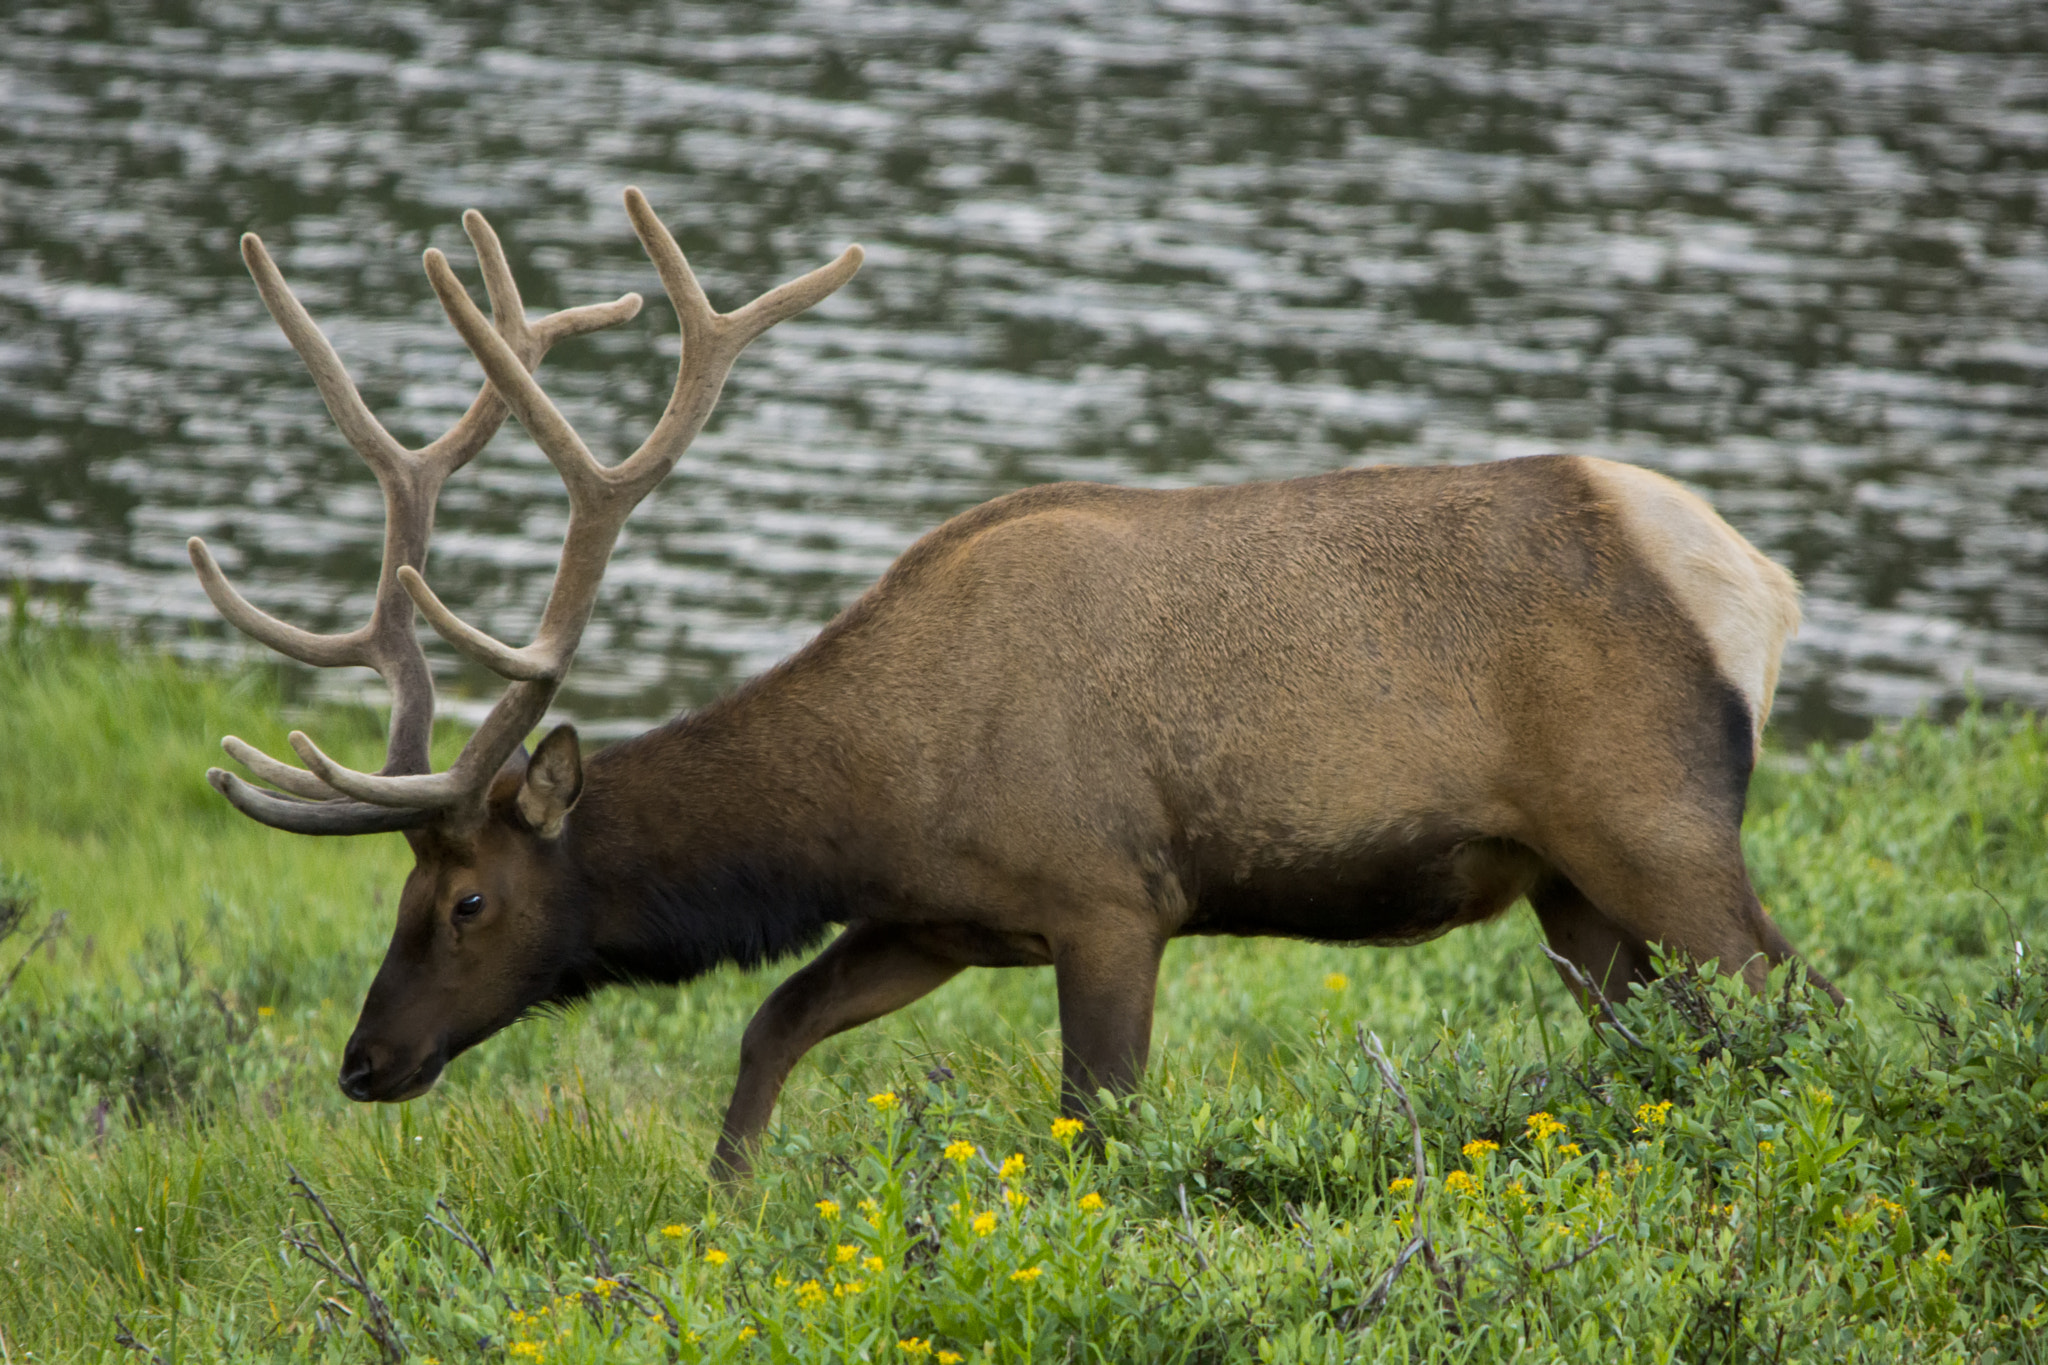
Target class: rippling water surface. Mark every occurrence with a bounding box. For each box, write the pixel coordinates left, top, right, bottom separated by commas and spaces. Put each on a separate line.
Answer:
5, 0, 2048, 742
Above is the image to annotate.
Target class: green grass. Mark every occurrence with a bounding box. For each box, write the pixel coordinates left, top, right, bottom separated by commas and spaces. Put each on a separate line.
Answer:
2, 615, 2045, 1362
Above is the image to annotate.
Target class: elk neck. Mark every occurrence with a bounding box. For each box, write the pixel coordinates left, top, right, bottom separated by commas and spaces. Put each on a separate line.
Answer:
543, 671, 870, 992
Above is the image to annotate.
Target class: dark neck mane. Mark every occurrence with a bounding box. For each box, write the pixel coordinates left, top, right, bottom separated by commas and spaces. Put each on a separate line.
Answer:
545, 691, 854, 995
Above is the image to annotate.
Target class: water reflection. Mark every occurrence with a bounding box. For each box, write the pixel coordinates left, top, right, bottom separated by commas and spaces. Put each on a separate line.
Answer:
4, 0, 2047, 742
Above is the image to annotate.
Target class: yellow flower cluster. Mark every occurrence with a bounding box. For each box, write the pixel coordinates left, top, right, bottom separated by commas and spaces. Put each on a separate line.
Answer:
1444, 1169, 1479, 1194
1079, 1191, 1106, 1211
972, 1211, 998, 1237
1526, 1112, 1567, 1141
869, 1091, 899, 1111
998, 1153, 1027, 1180
508, 1344, 544, 1361
590, 1278, 617, 1299
817, 1199, 841, 1220
944, 1140, 977, 1163
795, 1280, 826, 1309
1051, 1117, 1086, 1144
702, 1249, 728, 1266
835, 1244, 859, 1264
1011, 1266, 1044, 1283
1461, 1139, 1500, 1160
1005, 1188, 1029, 1211
865, 1255, 887, 1274
900, 1340, 933, 1357
1387, 1177, 1416, 1196
660, 1224, 686, 1239
1634, 1099, 1674, 1130
834, 1280, 866, 1299
1323, 972, 1349, 991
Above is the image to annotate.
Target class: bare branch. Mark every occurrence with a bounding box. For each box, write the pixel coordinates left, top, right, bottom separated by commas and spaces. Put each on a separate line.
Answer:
1540, 945, 1646, 1047
283, 1166, 404, 1364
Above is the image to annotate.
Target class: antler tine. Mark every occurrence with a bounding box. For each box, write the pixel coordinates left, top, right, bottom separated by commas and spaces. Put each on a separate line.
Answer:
200, 214, 642, 827
187, 537, 367, 668
418, 211, 644, 476
241, 233, 411, 476
611, 187, 863, 493
208, 768, 430, 835
290, 191, 863, 815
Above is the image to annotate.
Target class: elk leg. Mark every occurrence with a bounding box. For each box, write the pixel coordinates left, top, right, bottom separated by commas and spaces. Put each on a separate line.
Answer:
1053, 915, 1167, 1118
713, 921, 963, 1180
1542, 817, 1844, 1006
1529, 875, 1655, 1004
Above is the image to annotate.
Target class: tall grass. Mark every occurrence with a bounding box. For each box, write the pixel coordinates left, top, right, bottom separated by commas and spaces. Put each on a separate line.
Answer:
2, 617, 2044, 1362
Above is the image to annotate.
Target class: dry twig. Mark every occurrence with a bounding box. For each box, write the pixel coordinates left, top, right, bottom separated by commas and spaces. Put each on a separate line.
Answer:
1539, 945, 1645, 1047
282, 1166, 404, 1364
1352, 1028, 1435, 1319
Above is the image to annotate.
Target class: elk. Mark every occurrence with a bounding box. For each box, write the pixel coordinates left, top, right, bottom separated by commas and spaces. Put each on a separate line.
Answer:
194, 188, 1833, 1179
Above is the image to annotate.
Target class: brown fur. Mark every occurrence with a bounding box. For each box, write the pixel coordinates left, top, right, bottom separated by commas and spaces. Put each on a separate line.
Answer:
334, 455, 1834, 1178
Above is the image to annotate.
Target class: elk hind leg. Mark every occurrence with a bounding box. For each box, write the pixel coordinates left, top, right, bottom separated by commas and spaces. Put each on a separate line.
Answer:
714, 921, 963, 1180
1053, 912, 1167, 1119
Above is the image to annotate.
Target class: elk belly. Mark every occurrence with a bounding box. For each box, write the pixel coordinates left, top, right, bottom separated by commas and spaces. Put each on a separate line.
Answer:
1178, 833, 1545, 945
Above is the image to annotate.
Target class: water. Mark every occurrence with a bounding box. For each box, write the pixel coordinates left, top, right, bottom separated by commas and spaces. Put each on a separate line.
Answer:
5, 0, 2048, 744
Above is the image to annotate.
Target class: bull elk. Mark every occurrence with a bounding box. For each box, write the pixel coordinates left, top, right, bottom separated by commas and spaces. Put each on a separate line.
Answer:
193, 188, 1834, 1179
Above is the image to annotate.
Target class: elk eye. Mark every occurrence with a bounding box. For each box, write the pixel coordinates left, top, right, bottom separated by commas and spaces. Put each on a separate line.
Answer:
452, 893, 485, 922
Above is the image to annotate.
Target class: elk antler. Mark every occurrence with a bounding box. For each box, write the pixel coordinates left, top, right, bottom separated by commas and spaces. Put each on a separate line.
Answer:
199, 189, 863, 833
193, 211, 643, 834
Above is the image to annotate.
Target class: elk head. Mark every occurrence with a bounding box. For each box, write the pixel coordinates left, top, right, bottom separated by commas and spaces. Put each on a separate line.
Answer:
191, 190, 861, 1102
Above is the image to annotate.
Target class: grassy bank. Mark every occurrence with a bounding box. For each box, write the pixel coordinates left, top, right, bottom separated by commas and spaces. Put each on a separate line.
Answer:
2, 619, 2046, 1362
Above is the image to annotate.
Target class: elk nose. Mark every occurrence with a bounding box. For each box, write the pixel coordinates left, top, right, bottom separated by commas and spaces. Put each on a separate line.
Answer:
337, 1041, 385, 1101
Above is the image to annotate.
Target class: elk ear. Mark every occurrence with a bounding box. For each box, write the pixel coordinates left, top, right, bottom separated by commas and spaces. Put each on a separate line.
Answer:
516, 725, 583, 839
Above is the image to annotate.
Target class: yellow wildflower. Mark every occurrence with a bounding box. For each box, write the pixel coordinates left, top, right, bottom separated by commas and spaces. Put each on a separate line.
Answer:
1011, 1266, 1044, 1283
738, 1326, 757, 1341
938, 1354, 964, 1365
900, 1340, 934, 1357
1324, 972, 1349, 991
944, 1140, 977, 1163
773, 1274, 792, 1289
834, 1279, 866, 1298
257, 1006, 275, 1018
835, 1243, 859, 1264
1079, 1191, 1105, 1211
1388, 1177, 1416, 1196
1931, 1250, 1952, 1265
795, 1280, 826, 1308
1444, 1169, 1479, 1194
869, 1091, 900, 1111
703, 1248, 729, 1266
660, 1224, 686, 1239
859, 1198, 881, 1217
508, 1346, 544, 1362
1634, 1100, 1674, 1130
1461, 1139, 1500, 1160
1557, 1143, 1581, 1158
972, 1211, 997, 1236
1526, 1112, 1567, 1141
864, 1255, 886, 1274
591, 1277, 617, 1299
1758, 1140, 1775, 1156
999, 1153, 1026, 1181
816, 1199, 841, 1221
1005, 1188, 1028, 1210
1051, 1117, 1086, 1144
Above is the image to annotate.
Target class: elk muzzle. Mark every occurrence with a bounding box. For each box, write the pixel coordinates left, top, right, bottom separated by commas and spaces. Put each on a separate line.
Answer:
337, 1029, 447, 1103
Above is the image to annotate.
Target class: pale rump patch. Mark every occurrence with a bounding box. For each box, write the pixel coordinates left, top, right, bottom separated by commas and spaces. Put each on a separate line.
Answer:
1575, 458, 1801, 749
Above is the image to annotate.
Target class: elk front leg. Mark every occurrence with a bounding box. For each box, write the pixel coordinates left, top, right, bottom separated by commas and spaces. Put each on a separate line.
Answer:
714, 921, 962, 1180
1053, 914, 1167, 1118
